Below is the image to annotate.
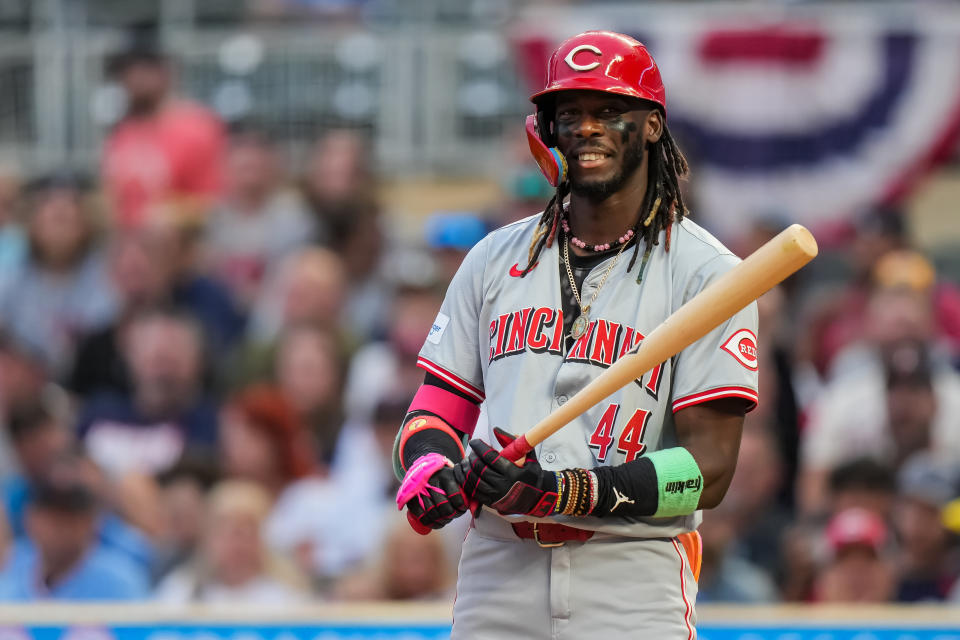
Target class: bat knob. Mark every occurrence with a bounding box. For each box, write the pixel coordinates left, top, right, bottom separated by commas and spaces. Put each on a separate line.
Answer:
407, 511, 432, 535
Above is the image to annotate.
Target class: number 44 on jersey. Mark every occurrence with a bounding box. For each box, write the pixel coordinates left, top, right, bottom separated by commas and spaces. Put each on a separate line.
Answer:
589, 403, 652, 463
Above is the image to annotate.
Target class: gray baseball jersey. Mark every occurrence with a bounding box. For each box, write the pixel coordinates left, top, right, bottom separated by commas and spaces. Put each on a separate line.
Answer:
418, 214, 759, 537
421, 214, 758, 639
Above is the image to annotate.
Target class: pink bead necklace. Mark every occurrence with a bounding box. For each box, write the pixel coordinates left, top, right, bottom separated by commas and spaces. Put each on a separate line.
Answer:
560, 216, 635, 252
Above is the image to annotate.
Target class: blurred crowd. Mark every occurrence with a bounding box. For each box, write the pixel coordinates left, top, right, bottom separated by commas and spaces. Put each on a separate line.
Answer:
0, 31, 959, 608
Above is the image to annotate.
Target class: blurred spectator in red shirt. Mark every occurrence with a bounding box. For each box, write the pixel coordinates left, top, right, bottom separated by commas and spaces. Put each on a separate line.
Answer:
102, 28, 225, 229
814, 507, 896, 603
205, 123, 316, 308
0, 173, 117, 377
76, 308, 219, 478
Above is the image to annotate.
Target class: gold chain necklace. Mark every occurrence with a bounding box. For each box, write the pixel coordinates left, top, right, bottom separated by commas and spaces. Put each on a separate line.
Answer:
562, 229, 630, 340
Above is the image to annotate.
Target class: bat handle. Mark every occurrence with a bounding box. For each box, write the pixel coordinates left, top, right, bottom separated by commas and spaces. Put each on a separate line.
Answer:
500, 434, 533, 464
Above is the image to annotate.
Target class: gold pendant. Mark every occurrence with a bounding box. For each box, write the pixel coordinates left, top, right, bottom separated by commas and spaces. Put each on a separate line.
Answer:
571, 313, 589, 340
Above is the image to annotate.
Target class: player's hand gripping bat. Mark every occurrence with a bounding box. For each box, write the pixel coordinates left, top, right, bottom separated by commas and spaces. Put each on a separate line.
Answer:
402, 223, 817, 533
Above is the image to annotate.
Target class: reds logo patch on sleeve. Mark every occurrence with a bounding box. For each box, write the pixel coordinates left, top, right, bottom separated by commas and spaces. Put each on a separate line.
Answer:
720, 329, 758, 370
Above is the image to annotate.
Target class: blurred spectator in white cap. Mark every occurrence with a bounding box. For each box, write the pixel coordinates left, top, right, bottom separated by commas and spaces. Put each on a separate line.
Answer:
76, 308, 218, 478
102, 23, 225, 229
155, 479, 308, 603
0, 173, 117, 377
814, 507, 896, 603
205, 123, 316, 308
894, 453, 960, 601
800, 339, 960, 514
424, 212, 488, 285
0, 454, 149, 601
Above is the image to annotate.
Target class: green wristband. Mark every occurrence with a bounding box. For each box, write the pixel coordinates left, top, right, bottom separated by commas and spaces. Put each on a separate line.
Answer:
649, 447, 703, 517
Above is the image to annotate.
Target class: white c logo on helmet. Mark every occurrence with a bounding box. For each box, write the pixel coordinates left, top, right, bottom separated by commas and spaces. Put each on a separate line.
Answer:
564, 44, 602, 71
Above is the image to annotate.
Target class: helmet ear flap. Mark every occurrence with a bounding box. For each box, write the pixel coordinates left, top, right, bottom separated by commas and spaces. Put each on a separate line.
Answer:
525, 112, 567, 188
536, 109, 556, 147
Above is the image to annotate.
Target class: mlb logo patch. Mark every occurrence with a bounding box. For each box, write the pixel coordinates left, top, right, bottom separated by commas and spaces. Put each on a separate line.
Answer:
427, 312, 450, 344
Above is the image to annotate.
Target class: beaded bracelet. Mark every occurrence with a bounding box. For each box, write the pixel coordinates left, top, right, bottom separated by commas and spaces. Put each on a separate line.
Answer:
564, 471, 580, 516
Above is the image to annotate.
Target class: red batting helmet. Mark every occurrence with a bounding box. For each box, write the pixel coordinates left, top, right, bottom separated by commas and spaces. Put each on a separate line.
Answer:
526, 31, 666, 187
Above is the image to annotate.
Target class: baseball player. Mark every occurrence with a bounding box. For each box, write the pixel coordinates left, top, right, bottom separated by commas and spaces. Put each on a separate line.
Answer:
393, 31, 758, 639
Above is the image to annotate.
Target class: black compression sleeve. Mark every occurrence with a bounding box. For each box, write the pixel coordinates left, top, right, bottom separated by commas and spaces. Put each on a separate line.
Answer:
591, 457, 659, 517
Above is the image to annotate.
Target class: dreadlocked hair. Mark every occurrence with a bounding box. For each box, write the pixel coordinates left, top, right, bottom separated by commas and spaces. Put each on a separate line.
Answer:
521, 124, 690, 278
522, 179, 570, 275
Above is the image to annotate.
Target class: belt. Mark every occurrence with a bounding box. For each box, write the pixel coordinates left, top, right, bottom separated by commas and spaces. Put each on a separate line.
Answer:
511, 522, 595, 548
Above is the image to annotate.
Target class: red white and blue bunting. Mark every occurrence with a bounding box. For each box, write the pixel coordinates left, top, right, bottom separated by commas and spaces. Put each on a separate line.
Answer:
514, 5, 960, 240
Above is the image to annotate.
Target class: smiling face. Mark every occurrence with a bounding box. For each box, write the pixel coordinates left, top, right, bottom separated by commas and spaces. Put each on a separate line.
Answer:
552, 90, 662, 201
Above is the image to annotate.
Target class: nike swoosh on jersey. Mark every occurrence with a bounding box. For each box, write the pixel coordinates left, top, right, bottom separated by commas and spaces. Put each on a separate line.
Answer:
509, 262, 538, 277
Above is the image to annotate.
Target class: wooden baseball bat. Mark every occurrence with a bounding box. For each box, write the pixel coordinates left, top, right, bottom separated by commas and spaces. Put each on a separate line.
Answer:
500, 223, 817, 462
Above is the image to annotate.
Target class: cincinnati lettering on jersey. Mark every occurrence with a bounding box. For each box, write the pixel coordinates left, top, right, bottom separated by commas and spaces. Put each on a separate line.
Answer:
488, 306, 664, 397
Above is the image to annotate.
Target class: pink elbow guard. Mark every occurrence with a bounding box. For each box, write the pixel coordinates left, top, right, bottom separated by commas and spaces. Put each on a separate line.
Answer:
408, 384, 481, 437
